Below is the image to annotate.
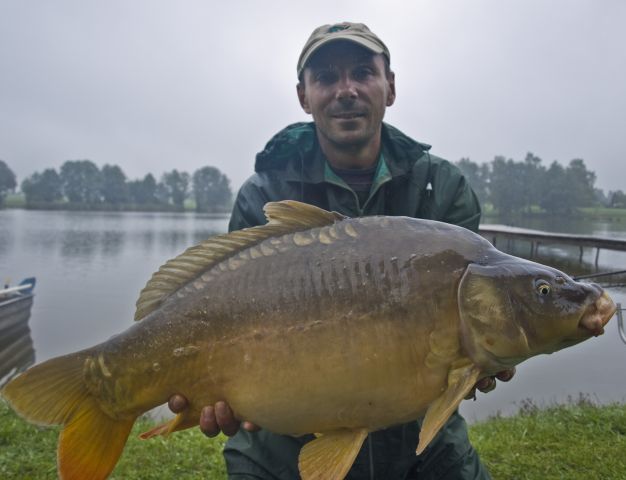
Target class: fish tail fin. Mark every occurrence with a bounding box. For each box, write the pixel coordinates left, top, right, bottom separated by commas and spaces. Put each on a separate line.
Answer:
1, 353, 136, 480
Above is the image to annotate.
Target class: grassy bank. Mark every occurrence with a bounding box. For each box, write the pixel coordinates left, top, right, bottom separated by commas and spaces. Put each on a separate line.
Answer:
1, 400, 625, 479
1, 194, 231, 213
0, 402, 227, 479
469, 400, 626, 479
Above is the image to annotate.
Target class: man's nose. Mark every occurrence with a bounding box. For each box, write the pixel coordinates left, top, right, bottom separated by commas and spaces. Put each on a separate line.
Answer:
335, 75, 358, 100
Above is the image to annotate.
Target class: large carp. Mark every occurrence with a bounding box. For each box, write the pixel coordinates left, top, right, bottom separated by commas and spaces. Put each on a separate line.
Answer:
2, 201, 616, 480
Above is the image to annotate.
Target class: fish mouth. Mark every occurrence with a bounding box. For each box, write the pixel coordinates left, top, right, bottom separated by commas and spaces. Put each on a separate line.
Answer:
578, 291, 617, 337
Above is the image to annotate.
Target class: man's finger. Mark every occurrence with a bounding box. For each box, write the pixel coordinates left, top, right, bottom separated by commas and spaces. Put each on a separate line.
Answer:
168, 394, 188, 414
200, 406, 220, 437
475, 377, 496, 393
495, 368, 516, 382
242, 421, 261, 433
215, 400, 240, 437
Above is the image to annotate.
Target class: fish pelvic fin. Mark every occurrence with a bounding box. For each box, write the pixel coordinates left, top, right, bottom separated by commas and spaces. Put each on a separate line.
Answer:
416, 362, 481, 455
1, 353, 136, 480
298, 428, 368, 480
139, 411, 196, 439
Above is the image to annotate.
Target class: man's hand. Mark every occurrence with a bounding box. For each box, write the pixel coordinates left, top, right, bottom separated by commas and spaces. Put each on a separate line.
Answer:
168, 394, 260, 437
465, 368, 516, 400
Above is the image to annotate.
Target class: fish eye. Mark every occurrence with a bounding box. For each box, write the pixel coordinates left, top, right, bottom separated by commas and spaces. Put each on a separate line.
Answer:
535, 281, 551, 296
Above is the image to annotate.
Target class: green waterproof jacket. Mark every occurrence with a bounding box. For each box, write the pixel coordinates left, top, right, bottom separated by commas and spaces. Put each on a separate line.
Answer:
224, 122, 489, 480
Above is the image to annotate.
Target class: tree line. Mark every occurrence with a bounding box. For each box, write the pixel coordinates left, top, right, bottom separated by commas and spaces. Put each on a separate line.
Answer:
0, 154, 623, 214
0, 159, 232, 212
455, 153, 623, 214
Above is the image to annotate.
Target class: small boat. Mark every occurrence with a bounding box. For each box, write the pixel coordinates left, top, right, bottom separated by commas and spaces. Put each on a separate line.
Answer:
0, 278, 36, 386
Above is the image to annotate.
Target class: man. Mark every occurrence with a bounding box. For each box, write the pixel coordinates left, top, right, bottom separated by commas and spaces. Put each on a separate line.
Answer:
170, 22, 514, 479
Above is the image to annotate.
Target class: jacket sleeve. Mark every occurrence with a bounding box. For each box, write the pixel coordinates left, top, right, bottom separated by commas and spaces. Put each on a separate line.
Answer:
431, 160, 482, 233
228, 175, 271, 232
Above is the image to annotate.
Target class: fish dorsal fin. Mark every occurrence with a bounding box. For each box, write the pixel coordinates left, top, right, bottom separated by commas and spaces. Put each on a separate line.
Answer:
134, 201, 346, 321
299, 428, 368, 480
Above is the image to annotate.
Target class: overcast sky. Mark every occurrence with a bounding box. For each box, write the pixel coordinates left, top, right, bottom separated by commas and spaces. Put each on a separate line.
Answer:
1, 1, 624, 193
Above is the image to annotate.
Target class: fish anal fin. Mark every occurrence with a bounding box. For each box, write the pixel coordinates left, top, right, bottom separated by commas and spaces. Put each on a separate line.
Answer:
416, 363, 481, 455
139, 411, 196, 439
58, 397, 135, 480
298, 428, 368, 480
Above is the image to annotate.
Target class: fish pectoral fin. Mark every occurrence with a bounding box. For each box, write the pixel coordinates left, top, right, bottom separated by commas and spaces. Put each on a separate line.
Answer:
298, 428, 368, 480
417, 363, 482, 455
139, 411, 197, 439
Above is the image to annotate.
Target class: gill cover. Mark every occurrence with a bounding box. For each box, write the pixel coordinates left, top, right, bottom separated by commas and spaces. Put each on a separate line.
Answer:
458, 263, 531, 370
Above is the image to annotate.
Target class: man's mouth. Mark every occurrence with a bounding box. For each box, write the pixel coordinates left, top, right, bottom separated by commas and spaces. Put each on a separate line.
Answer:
332, 112, 365, 120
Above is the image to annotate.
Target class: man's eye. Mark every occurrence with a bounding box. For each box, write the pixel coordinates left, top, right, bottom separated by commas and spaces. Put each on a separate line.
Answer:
315, 72, 336, 83
353, 68, 373, 80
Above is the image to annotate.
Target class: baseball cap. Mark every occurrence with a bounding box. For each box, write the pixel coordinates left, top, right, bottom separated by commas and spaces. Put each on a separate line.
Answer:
297, 22, 390, 77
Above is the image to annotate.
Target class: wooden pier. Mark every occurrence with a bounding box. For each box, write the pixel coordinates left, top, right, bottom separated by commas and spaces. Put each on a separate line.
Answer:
478, 224, 626, 266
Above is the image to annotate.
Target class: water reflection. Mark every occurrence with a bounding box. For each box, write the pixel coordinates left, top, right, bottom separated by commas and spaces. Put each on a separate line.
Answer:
0, 326, 35, 387
2, 209, 226, 264
0, 286, 36, 387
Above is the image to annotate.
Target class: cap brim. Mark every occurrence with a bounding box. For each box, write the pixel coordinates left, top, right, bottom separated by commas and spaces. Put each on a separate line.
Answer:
297, 35, 385, 76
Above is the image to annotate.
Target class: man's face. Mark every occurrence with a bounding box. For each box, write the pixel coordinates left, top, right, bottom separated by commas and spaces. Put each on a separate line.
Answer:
297, 41, 396, 150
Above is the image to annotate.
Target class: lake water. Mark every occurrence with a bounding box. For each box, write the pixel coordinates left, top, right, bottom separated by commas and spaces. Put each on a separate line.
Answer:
0, 209, 624, 422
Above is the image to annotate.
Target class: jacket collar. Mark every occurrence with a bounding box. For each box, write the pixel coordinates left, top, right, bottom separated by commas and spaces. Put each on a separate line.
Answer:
254, 122, 431, 184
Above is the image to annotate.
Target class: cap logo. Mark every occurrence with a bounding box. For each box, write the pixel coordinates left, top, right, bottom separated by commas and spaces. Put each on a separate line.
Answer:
328, 25, 349, 33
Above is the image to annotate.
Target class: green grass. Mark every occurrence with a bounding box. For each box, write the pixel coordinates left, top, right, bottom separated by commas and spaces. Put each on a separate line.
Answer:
2, 193, 25, 208
579, 206, 626, 220
470, 400, 626, 479
1, 399, 625, 479
0, 401, 226, 479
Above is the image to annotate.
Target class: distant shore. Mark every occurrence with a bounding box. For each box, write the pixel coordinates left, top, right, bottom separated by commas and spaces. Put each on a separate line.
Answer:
4, 193, 626, 221
2, 193, 231, 214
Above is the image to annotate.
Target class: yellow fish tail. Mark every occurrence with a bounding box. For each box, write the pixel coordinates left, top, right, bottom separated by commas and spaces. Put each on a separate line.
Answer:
1, 353, 135, 480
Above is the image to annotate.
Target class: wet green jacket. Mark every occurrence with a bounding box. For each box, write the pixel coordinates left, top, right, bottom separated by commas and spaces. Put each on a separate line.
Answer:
225, 122, 489, 479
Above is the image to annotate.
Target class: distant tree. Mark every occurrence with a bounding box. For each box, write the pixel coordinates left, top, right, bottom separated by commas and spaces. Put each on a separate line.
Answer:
566, 158, 596, 208
0, 160, 17, 207
519, 153, 546, 213
60, 160, 101, 204
455, 158, 489, 205
594, 188, 609, 207
609, 190, 626, 208
192, 166, 232, 212
489, 156, 526, 214
21, 168, 63, 204
100, 164, 128, 204
160, 170, 189, 209
539, 161, 572, 214
128, 173, 159, 205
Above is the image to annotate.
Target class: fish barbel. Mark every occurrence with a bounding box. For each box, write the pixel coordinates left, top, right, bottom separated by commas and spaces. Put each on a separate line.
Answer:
1, 201, 616, 480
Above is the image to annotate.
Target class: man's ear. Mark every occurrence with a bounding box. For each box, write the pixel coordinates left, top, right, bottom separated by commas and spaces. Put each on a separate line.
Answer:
386, 70, 396, 107
297, 82, 311, 114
